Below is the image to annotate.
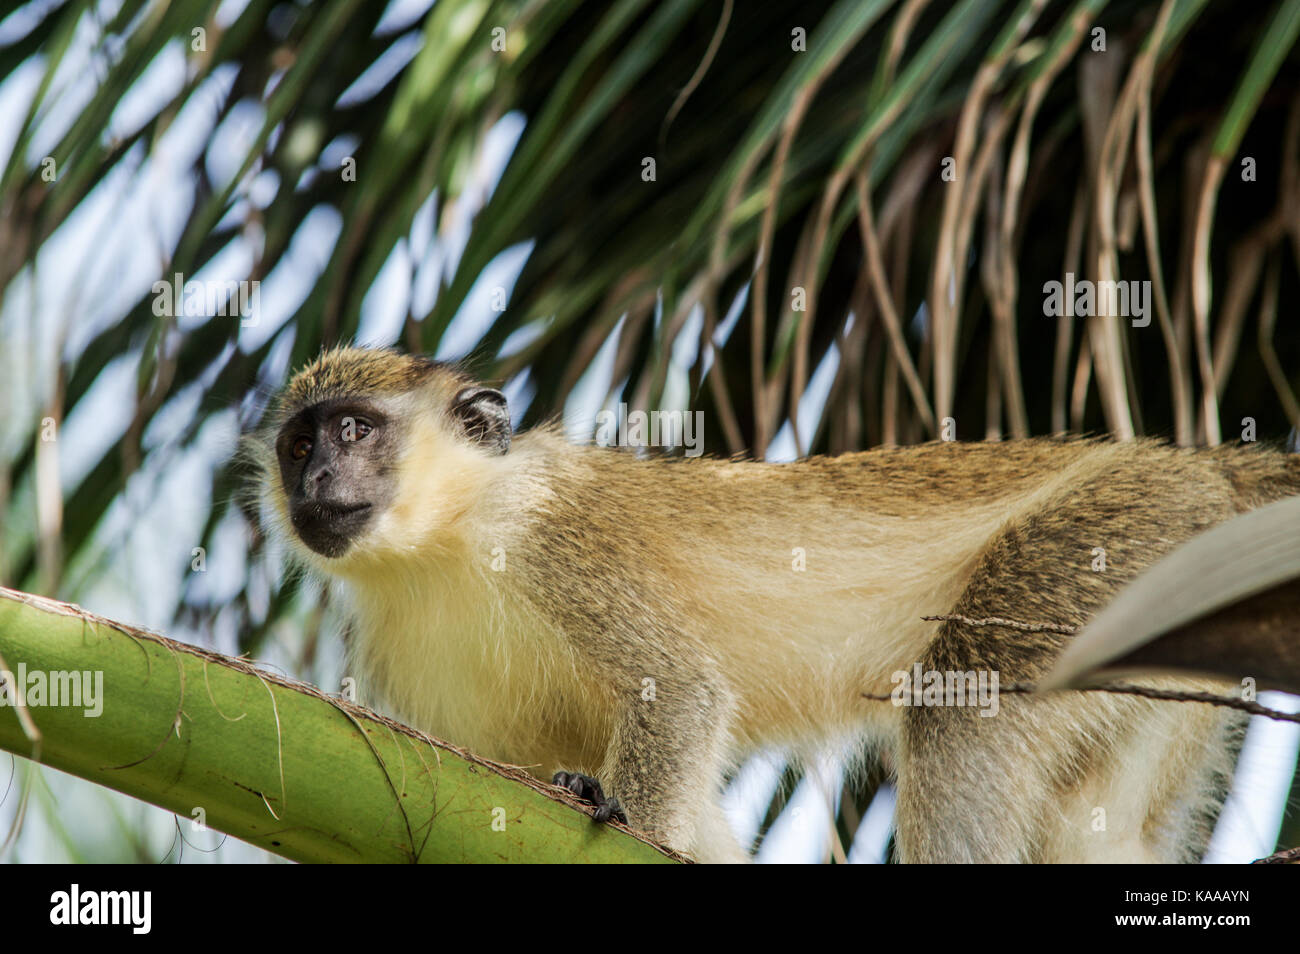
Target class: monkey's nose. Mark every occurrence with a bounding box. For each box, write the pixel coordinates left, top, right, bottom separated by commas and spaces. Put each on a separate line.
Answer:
304, 465, 332, 495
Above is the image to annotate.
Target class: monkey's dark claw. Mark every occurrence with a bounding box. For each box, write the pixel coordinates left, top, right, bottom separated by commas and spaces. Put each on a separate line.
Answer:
553, 771, 628, 825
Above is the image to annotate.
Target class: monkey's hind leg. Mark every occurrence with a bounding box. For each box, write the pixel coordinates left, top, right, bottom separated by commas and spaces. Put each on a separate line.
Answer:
893, 494, 1243, 863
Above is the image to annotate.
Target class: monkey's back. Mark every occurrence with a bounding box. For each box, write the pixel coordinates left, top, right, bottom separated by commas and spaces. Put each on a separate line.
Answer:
514, 434, 1297, 773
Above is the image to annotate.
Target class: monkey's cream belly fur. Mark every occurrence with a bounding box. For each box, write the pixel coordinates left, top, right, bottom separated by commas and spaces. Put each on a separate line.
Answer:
257, 349, 1290, 862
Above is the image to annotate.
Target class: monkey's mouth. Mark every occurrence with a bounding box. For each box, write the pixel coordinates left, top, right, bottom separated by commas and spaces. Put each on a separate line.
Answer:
291, 501, 374, 557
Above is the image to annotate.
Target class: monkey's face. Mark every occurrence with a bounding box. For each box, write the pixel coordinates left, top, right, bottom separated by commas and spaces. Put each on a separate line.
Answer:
274, 397, 399, 558
262, 350, 514, 569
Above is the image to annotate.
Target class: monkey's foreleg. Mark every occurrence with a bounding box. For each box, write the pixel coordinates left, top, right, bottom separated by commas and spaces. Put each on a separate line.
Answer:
552, 771, 628, 824
593, 668, 743, 862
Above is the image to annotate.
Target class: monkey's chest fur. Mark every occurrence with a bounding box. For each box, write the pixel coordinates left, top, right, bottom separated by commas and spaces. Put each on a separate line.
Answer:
345, 566, 615, 775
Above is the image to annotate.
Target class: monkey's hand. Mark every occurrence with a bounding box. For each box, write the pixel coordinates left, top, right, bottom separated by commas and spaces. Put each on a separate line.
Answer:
553, 771, 628, 825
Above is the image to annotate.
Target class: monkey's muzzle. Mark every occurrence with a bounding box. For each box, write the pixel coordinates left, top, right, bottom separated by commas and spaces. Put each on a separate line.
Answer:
291, 500, 373, 557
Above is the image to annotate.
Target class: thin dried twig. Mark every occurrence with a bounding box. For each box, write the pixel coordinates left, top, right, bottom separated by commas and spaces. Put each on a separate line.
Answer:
930, 0, 1048, 423
921, 613, 1078, 634
854, 173, 936, 435
892, 613, 1300, 725
1253, 846, 1300, 864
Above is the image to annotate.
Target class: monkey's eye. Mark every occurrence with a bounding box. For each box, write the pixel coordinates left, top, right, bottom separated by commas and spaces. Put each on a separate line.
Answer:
339, 418, 373, 442
291, 436, 313, 460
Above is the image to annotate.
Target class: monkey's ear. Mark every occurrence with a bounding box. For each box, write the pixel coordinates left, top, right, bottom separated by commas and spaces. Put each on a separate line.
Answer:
451, 387, 511, 454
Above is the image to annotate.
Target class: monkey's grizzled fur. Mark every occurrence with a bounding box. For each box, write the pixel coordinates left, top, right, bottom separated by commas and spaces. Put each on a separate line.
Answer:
248, 346, 1300, 862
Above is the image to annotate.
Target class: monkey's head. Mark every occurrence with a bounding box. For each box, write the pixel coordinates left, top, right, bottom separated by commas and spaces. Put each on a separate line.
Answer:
249, 347, 511, 572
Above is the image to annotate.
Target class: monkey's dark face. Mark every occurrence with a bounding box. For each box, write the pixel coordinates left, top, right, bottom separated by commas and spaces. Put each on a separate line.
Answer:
263, 351, 512, 567
275, 398, 399, 558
